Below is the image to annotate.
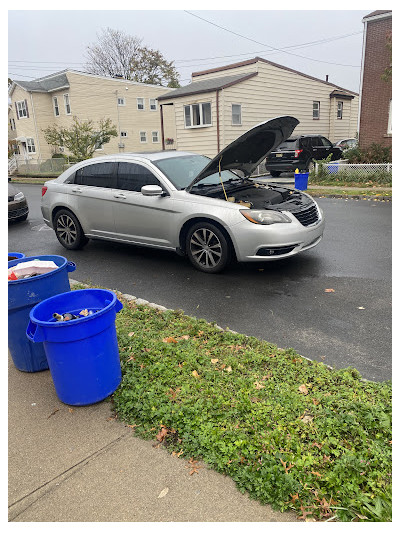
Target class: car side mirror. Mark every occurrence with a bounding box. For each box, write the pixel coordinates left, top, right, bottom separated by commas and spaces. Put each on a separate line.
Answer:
141, 184, 165, 197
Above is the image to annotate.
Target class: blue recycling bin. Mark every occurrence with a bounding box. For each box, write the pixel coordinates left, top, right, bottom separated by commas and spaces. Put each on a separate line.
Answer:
8, 252, 25, 261
294, 172, 309, 191
27, 289, 123, 406
8, 255, 76, 372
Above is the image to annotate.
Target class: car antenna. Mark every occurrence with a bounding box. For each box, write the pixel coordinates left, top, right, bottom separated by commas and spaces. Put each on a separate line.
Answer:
218, 156, 229, 202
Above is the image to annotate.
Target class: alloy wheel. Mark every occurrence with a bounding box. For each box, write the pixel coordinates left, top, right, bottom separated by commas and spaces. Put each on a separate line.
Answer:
189, 228, 223, 269
56, 214, 78, 246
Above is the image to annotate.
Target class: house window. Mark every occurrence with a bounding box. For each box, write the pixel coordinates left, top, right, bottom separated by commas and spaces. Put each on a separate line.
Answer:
16, 100, 28, 119
137, 98, 145, 110
232, 104, 242, 125
94, 133, 103, 151
117, 97, 125, 106
313, 101, 320, 120
9, 118, 16, 130
53, 96, 60, 116
388, 99, 392, 135
26, 138, 36, 153
184, 102, 212, 128
140, 131, 147, 143
120, 131, 128, 138
149, 98, 157, 111
152, 131, 159, 143
337, 101, 343, 120
64, 94, 71, 115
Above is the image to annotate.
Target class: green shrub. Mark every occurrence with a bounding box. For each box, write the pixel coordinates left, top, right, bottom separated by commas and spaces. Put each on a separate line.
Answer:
343, 143, 391, 164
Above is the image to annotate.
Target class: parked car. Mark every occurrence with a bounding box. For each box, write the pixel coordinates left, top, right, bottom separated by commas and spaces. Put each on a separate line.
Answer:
265, 134, 343, 177
41, 116, 325, 274
8, 184, 29, 222
334, 138, 358, 150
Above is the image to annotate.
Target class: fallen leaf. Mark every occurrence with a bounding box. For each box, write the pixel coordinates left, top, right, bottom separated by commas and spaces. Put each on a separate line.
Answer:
172, 449, 184, 457
177, 335, 190, 340
211, 358, 219, 364
301, 415, 314, 424
186, 457, 202, 475
298, 384, 309, 395
158, 487, 169, 498
68, 408, 74, 413
311, 471, 322, 477
220, 363, 226, 369
156, 426, 169, 442
128, 332, 135, 337
163, 336, 178, 343
357, 306, 365, 310
225, 366, 232, 373
356, 514, 369, 520
324, 288, 335, 293
312, 398, 320, 406
254, 381, 265, 390
192, 370, 200, 379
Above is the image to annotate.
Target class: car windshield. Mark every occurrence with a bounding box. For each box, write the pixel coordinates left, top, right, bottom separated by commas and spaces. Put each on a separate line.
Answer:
153, 154, 241, 190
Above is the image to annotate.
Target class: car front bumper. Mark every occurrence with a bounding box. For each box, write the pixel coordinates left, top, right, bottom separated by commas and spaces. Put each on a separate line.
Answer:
8, 200, 29, 221
230, 215, 325, 262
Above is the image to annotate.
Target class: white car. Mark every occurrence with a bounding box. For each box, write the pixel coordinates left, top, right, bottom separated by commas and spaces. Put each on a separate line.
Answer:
41, 116, 325, 273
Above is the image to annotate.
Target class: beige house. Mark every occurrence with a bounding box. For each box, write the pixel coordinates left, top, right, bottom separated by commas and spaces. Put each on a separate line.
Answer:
8, 70, 176, 164
158, 57, 359, 158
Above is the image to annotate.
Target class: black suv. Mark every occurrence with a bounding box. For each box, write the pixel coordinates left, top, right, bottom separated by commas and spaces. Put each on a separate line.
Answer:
265, 135, 342, 177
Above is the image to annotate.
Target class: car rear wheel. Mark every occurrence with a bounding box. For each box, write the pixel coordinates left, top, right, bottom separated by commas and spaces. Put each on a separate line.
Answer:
270, 170, 281, 177
54, 209, 88, 250
186, 222, 231, 274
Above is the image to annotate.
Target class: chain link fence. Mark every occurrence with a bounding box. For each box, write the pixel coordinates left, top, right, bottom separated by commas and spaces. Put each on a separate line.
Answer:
14, 157, 74, 177
317, 161, 392, 185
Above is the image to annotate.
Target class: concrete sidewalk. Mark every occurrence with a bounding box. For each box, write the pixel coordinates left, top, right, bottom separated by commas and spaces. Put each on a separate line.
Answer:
8, 351, 297, 522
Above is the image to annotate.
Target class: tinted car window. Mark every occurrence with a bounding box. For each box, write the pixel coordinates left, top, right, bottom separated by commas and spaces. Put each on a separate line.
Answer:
320, 137, 332, 147
299, 137, 311, 149
117, 162, 161, 192
75, 162, 116, 188
276, 139, 298, 150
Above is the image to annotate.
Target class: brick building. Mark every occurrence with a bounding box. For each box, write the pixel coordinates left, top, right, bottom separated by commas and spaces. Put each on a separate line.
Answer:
358, 10, 392, 149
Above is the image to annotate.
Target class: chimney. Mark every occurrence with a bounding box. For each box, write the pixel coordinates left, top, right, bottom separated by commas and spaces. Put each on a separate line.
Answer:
326, 75, 329, 82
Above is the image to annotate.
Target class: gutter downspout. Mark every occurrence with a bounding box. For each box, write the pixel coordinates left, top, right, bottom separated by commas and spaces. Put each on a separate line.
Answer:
160, 104, 165, 150
358, 18, 367, 139
216, 89, 220, 153
29, 92, 42, 160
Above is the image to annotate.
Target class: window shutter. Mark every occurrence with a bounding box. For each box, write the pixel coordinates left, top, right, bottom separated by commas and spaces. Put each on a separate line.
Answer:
15, 102, 19, 120
24, 99, 29, 118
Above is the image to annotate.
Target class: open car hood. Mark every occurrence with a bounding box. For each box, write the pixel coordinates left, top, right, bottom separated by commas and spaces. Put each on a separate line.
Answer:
187, 115, 299, 191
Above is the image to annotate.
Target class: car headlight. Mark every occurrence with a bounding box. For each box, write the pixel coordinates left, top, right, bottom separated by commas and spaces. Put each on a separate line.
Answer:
14, 192, 25, 201
240, 209, 292, 225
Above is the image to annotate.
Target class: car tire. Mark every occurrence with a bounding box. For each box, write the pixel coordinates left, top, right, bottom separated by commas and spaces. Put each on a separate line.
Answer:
270, 171, 281, 177
186, 222, 231, 274
54, 209, 89, 250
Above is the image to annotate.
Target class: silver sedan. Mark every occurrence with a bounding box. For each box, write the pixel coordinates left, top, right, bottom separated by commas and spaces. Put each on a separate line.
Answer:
41, 116, 324, 273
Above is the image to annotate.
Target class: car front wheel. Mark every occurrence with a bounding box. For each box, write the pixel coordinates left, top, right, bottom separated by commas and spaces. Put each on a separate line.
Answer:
186, 222, 231, 274
270, 170, 281, 177
54, 209, 88, 250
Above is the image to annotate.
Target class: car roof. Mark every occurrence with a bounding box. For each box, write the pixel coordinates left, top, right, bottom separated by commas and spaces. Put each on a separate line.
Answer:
85, 151, 198, 164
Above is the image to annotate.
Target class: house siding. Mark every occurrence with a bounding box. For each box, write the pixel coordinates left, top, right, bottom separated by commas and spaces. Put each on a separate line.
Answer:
9, 71, 175, 161
161, 60, 358, 158
359, 14, 392, 149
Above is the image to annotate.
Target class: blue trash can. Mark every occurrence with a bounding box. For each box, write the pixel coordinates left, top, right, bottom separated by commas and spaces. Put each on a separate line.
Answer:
27, 289, 123, 406
327, 163, 339, 174
8, 252, 25, 262
8, 255, 76, 372
294, 172, 309, 191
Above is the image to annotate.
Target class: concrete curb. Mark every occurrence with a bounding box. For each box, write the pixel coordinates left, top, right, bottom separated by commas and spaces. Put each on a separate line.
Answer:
69, 279, 334, 373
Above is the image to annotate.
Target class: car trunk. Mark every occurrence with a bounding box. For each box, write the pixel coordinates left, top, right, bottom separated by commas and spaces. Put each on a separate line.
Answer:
267, 138, 298, 162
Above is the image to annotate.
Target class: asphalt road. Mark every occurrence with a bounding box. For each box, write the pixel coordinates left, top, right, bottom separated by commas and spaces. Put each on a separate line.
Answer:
9, 184, 392, 382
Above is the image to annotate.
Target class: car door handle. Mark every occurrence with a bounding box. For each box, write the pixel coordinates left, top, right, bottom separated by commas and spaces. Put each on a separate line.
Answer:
114, 193, 127, 199
71, 187, 83, 193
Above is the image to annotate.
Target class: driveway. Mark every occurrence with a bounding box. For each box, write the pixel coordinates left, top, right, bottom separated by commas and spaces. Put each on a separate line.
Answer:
9, 184, 392, 382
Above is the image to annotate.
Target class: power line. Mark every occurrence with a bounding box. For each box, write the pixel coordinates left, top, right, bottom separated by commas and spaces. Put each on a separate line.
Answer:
184, 10, 361, 68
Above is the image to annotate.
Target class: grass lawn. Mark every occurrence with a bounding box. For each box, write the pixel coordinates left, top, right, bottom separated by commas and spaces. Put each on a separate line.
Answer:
72, 284, 392, 522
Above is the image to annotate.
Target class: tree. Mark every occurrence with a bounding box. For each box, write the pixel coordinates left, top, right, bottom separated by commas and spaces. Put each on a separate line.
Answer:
84, 27, 180, 88
43, 117, 118, 161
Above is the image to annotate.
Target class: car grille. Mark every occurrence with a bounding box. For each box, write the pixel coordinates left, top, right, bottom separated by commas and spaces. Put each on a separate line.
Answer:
292, 204, 320, 226
8, 195, 15, 202
9, 206, 28, 220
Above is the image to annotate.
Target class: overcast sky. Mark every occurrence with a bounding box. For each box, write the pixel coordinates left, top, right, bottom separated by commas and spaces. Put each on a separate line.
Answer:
7, 6, 383, 93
